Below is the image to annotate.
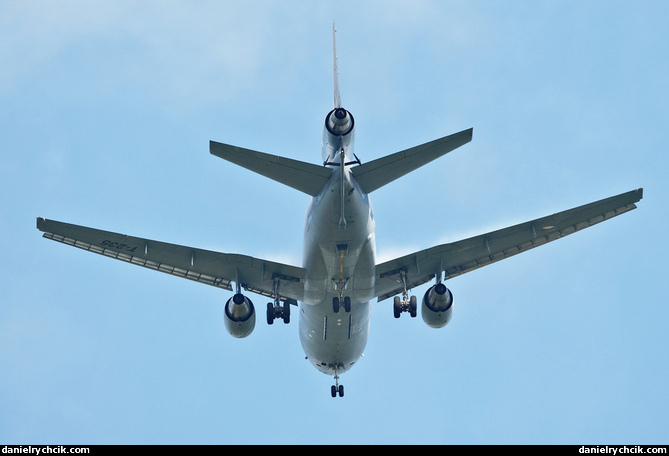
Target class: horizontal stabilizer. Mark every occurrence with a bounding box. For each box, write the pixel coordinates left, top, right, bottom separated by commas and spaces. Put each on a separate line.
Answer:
350, 128, 473, 193
210, 141, 333, 196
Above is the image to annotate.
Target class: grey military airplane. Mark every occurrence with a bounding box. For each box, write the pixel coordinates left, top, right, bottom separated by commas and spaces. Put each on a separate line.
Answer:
37, 26, 643, 397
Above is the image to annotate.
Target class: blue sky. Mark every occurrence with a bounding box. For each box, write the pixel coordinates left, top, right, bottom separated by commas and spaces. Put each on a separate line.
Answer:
1, 0, 667, 445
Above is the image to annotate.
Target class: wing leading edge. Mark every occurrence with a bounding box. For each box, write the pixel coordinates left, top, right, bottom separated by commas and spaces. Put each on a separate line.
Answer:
374, 188, 643, 302
36, 218, 306, 303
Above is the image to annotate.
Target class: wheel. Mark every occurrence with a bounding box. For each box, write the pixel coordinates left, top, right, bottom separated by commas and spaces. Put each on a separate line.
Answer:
283, 302, 291, 324
331, 385, 337, 398
266, 302, 274, 325
393, 296, 401, 318
409, 295, 417, 318
344, 296, 351, 312
338, 385, 344, 397
332, 297, 340, 313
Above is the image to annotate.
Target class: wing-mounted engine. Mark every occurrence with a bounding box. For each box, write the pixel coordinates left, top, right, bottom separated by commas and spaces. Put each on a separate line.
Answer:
224, 293, 256, 338
421, 283, 453, 328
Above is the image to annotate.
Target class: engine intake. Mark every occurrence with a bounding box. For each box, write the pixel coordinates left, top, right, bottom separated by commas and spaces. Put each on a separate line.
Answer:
322, 108, 356, 163
421, 283, 453, 329
224, 293, 256, 338
326, 108, 354, 136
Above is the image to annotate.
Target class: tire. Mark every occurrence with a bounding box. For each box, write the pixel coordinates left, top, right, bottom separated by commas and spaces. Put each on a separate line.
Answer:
266, 303, 274, 325
344, 296, 351, 312
409, 295, 417, 318
283, 302, 291, 324
331, 385, 337, 398
333, 297, 340, 313
393, 296, 401, 318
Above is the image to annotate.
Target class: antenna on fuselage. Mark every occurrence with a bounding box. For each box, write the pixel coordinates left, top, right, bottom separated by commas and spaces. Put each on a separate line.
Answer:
332, 22, 341, 109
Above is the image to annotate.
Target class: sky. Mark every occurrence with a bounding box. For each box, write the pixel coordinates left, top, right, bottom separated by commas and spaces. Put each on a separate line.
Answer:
1, 0, 667, 445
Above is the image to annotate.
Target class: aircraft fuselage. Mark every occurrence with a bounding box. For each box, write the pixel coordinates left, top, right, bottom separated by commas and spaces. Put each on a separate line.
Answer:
299, 112, 375, 377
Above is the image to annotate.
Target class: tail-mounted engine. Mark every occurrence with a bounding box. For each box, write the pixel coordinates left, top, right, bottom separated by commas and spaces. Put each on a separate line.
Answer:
326, 108, 354, 137
421, 283, 453, 329
224, 293, 256, 338
322, 108, 355, 164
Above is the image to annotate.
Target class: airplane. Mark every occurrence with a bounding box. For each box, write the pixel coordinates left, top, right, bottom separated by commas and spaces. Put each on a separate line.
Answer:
36, 25, 643, 398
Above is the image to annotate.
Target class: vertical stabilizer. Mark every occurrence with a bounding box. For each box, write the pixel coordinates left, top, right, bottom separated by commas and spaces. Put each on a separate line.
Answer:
322, 23, 355, 165
332, 22, 341, 109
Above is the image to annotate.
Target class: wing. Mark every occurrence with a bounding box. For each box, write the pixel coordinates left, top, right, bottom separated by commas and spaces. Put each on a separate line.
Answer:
374, 188, 643, 302
36, 218, 305, 303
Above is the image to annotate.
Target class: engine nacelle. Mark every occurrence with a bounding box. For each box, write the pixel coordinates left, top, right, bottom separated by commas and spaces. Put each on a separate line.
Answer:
224, 293, 256, 338
322, 108, 355, 163
421, 283, 453, 329
326, 108, 354, 136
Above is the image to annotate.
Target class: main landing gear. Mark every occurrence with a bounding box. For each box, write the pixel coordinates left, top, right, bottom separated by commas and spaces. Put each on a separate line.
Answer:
266, 277, 292, 324
332, 295, 351, 313
332, 246, 351, 314
394, 269, 417, 318
266, 301, 290, 324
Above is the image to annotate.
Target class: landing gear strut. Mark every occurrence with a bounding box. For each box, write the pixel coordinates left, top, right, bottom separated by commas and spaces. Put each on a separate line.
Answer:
393, 269, 417, 318
332, 246, 351, 314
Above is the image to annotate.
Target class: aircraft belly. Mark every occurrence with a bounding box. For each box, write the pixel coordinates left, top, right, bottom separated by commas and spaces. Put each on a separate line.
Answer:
301, 178, 376, 306
299, 164, 376, 377
298, 299, 370, 375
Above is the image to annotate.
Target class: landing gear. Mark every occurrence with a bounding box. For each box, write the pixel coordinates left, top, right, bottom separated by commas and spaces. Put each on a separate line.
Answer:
266, 276, 291, 325
266, 301, 290, 324
393, 269, 417, 318
331, 384, 344, 398
331, 367, 344, 397
332, 245, 351, 314
332, 296, 351, 313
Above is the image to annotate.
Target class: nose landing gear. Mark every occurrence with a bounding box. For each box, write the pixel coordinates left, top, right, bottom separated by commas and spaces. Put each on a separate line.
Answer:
330, 365, 344, 397
331, 384, 344, 398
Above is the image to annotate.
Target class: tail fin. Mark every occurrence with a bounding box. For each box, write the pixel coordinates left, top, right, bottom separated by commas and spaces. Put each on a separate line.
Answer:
332, 22, 341, 109
350, 128, 473, 194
